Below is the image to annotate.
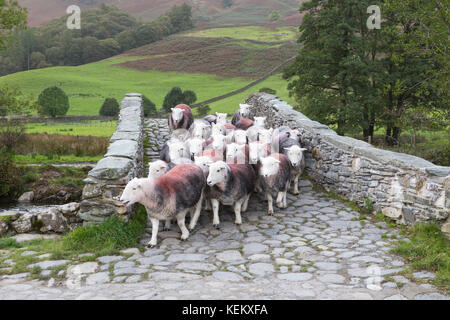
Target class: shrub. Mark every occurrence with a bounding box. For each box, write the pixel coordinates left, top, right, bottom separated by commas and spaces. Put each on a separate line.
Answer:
162, 87, 198, 113
259, 87, 277, 95
38, 86, 70, 118
99, 98, 120, 117
197, 104, 211, 116
0, 148, 25, 202
142, 95, 156, 117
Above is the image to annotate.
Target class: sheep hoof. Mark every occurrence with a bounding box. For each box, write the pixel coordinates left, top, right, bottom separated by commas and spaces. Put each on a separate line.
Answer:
213, 224, 220, 229
268, 210, 274, 215
147, 242, 157, 248
163, 227, 170, 232
292, 191, 299, 195
235, 220, 242, 225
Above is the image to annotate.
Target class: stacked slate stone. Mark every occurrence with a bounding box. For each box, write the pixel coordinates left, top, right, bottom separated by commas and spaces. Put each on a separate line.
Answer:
245, 93, 450, 236
79, 93, 145, 224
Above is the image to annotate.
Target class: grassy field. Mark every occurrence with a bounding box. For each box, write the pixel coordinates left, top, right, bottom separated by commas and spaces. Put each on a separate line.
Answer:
0, 57, 294, 116
183, 26, 298, 42
25, 121, 117, 137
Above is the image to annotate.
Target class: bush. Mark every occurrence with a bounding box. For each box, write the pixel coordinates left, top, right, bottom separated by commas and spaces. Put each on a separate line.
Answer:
38, 86, 70, 118
99, 98, 120, 117
0, 148, 25, 202
197, 104, 211, 116
142, 95, 156, 117
162, 87, 198, 113
259, 87, 277, 95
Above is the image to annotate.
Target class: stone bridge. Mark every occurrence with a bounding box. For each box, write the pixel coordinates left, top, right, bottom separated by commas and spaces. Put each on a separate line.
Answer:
0, 93, 448, 300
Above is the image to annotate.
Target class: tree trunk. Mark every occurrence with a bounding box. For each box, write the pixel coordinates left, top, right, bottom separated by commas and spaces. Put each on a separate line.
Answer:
392, 127, 401, 145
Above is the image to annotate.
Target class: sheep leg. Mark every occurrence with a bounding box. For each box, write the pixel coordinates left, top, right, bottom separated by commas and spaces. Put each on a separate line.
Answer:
189, 192, 204, 231
283, 191, 288, 208
234, 200, 243, 225
242, 194, 250, 212
211, 198, 220, 228
267, 193, 274, 215
148, 218, 160, 247
177, 210, 190, 241
293, 174, 300, 195
164, 219, 171, 231
276, 192, 284, 208
204, 196, 212, 211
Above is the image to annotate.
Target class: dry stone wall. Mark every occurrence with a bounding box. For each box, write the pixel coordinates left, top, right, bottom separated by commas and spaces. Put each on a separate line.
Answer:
245, 93, 450, 235
79, 93, 145, 224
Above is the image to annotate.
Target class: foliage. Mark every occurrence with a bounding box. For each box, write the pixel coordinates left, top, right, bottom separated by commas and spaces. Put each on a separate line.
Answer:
197, 104, 211, 116
99, 97, 119, 117
0, 4, 194, 76
284, 0, 448, 143
37, 86, 70, 117
259, 87, 277, 95
142, 95, 156, 117
269, 10, 281, 22
0, 0, 27, 50
0, 148, 24, 202
62, 208, 147, 253
392, 223, 450, 289
162, 87, 198, 113
0, 84, 38, 117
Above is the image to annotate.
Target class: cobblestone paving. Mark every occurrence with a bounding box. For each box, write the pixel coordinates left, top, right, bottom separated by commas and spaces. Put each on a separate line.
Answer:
0, 119, 447, 300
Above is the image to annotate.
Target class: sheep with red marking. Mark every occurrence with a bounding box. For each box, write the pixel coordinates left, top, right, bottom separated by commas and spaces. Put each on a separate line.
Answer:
226, 143, 249, 165
235, 118, 254, 131
120, 164, 205, 247
206, 161, 256, 227
259, 153, 291, 215
232, 104, 255, 125
200, 148, 225, 162
168, 104, 194, 132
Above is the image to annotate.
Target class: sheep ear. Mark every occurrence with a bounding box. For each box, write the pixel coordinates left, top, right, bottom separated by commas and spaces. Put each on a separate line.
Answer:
171, 108, 174, 112
300, 148, 308, 151
263, 117, 267, 121
275, 159, 281, 164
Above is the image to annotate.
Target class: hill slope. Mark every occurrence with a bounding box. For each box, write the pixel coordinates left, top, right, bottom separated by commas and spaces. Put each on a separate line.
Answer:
19, 0, 305, 27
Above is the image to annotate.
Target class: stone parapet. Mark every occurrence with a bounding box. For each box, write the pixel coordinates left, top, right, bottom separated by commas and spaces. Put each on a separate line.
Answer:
245, 93, 449, 235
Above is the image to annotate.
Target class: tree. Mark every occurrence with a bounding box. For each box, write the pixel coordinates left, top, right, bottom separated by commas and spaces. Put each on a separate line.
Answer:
259, 87, 277, 95
142, 95, 156, 117
0, 84, 38, 117
162, 87, 197, 113
99, 98, 120, 117
0, 0, 28, 50
37, 86, 70, 117
197, 104, 211, 117
162, 87, 184, 113
182, 90, 197, 105
283, 0, 384, 140
269, 10, 281, 22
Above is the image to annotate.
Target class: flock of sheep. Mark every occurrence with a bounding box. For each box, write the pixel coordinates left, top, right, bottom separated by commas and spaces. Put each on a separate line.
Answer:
120, 103, 307, 247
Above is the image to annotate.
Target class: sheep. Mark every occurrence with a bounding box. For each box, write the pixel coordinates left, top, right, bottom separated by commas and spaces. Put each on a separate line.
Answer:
190, 120, 212, 140
205, 134, 227, 152
171, 129, 190, 142
253, 116, 267, 128
120, 164, 205, 247
233, 129, 248, 145
211, 123, 226, 136
273, 126, 302, 145
168, 104, 194, 132
206, 161, 256, 227
194, 155, 214, 212
226, 143, 249, 165
215, 113, 228, 125
280, 138, 307, 195
148, 160, 169, 179
185, 137, 205, 159
203, 114, 217, 125
248, 127, 273, 143
232, 103, 255, 125
200, 149, 225, 162
271, 129, 292, 154
235, 118, 254, 131
160, 140, 190, 163
259, 153, 291, 215
249, 141, 271, 165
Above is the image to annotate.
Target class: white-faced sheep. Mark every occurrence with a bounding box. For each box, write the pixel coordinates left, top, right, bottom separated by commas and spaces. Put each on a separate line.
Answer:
206, 161, 256, 227
160, 140, 190, 163
168, 104, 194, 132
259, 153, 291, 215
232, 104, 255, 125
120, 164, 205, 247
190, 120, 212, 140
280, 139, 307, 195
